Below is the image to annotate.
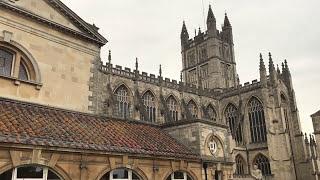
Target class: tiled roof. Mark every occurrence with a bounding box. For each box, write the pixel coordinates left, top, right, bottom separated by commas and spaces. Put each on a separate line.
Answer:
0, 98, 198, 160
311, 110, 320, 117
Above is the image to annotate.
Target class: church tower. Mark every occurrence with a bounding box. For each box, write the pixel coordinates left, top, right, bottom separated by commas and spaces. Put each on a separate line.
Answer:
181, 5, 238, 90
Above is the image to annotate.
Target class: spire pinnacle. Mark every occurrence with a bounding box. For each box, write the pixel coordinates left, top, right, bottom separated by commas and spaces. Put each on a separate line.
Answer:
198, 27, 202, 35
108, 50, 112, 64
224, 12, 231, 27
259, 53, 266, 71
159, 64, 162, 77
180, 21, 189, 39
268, 52, 275, 72
135, 57, 139, 71
207, 5, 216, 23
277, 64, 281, 74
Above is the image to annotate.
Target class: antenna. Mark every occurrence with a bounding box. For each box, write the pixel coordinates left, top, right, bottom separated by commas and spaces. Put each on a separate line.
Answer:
201, 0, 206, 30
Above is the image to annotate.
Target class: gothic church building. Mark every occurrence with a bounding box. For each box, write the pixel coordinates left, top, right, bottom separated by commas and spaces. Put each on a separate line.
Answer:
0, 1, 319, 180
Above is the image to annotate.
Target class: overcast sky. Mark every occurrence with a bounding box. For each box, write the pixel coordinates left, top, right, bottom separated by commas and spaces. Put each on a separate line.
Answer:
60, 0, 320, 133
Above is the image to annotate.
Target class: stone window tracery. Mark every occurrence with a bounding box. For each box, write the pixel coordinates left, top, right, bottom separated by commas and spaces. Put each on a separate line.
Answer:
206, 104, 217, 121
167, 95, 179, 121
187, 50, 196, 67
248, 97, 267, 143
187, 100, 198, 118
114, 85, 131, 119
235, 155, 245, 175
142, 91, 156, 122
225, 104, 243, 145
254, 154, 271, 176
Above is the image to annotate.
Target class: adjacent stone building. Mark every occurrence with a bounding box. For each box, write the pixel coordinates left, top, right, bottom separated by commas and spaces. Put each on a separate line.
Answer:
0, 1, 318, 180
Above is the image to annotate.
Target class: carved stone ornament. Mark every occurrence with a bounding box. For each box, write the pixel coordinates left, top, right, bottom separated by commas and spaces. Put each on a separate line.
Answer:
208, 138, 218, 155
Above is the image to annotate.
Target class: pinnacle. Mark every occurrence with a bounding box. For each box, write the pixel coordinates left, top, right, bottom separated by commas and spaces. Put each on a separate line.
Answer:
259, 53, 266, 71
207, 4, 215, 22
224, 12, 231, 27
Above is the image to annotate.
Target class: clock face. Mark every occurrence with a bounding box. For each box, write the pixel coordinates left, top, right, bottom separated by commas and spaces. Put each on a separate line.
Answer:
208, 139, 218, 155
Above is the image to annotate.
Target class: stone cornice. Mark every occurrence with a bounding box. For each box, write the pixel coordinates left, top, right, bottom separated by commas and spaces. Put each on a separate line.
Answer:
0, 0, 107, 46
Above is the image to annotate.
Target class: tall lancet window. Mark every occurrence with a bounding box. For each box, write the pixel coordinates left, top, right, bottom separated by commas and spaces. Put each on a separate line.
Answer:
167, 96, 179, 121
225, 104, 243, 145
235, 155, 245, 175
187, 100, 198, 118
114, 85, 131, 119
206, 105, 217, 121
248, 97, 267, 143
142, 91, 156, 122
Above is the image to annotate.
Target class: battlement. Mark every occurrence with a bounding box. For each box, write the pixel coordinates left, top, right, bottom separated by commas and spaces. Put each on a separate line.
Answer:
99, 62, 266, 99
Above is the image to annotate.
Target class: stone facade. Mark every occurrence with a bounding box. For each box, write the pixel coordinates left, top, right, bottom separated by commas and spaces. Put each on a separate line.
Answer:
0, 1, 318, 180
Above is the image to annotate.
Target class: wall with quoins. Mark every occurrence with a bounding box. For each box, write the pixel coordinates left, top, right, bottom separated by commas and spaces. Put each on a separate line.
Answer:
0, 0, 101, 113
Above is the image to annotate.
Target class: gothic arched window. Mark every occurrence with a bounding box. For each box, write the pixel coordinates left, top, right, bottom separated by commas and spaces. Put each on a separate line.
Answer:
100, 168, 141, 180
188, 100, 198, 118
142, 91, 156, 122
235, 155, 245, 175
206, 104, 217, 121
225, 104, 243, 145
248, 97, 267, 143
167, 95, 179, 121
114, 85, 131, 119
254, 154, 271, 176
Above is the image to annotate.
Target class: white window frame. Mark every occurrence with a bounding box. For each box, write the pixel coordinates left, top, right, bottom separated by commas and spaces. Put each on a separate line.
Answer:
11, 167, 59, 180
109, 169, 138, 180
170, 172, 187, 180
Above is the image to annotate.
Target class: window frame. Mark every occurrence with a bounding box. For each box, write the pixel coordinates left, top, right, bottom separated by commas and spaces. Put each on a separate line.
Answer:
166, 96, 179, 121
2, 166, 62, 180
114, 85, 131, 119
0, 42, 42, 89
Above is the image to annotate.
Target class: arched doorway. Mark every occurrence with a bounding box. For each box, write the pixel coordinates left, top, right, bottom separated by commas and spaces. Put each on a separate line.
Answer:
0, 165, 62, 180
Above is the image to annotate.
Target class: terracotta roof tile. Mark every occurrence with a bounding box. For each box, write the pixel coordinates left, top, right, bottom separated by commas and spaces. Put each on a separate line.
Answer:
0, 98, 198, 159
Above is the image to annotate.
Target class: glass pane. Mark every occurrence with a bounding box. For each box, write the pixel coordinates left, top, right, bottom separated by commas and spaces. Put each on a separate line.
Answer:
100, 172, 110, 180
132, 172, 140, 180
48, 169, 61, 180
0, 169, 13, 180
0, 49, 13, 77
18, 62, 28, 81
174, 171, 185, 179
17, 166, 43, 178
112, 169, 128, 179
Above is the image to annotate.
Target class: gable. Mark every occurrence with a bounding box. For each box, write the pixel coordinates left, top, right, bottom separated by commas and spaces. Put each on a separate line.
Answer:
0, 0, 107, 45
6, 0, 82, 32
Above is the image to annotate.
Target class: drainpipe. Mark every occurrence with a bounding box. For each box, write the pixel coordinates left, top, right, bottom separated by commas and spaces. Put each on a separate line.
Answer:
203, 162, 208, 180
